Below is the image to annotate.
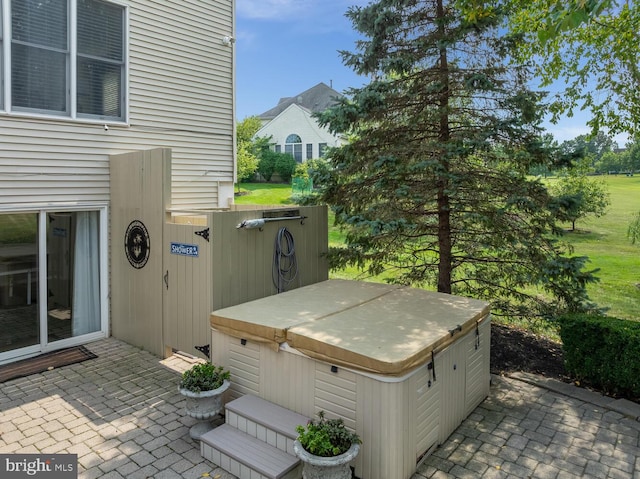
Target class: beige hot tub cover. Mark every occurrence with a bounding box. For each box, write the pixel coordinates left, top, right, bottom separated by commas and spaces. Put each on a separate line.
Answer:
211, 279, 489, 376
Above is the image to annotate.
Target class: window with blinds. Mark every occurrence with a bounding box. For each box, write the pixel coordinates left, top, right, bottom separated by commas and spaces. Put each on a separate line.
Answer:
8, 0, 125, 121
77, 0, 124, 119
11, 0, 68, 113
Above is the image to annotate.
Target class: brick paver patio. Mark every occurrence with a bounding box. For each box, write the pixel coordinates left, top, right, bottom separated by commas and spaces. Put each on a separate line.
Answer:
1, 337, 639, 479
0, 339, 233, 479
415, 374, 640, 478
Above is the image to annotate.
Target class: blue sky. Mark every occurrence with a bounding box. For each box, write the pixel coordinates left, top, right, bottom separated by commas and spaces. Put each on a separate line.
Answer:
234, 0, 623, 145
235, 0, 368, 119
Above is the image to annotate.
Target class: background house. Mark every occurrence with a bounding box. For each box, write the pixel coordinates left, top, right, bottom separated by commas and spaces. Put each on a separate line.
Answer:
255, 82, 345, 162
0, 0, 235, 364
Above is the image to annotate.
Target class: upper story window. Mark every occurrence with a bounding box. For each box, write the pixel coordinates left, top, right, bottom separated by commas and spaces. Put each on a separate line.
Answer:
77, 0, 124, 118
285, 134, 302, 163
319, 143, 328, 157
6, 0, 126, 122
12, 0, 69, 113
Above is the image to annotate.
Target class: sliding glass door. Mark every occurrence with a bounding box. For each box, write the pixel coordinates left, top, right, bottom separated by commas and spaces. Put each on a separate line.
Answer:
0, 213, 39, 353
0, 208, 106, 363
47, 211, 102, 342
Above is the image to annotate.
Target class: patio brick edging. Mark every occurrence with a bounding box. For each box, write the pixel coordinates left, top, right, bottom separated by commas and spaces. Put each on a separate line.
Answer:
507, 372, 640, 421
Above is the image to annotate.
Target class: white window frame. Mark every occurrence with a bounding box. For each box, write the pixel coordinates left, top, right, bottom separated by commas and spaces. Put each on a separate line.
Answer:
0, 204, 109, 365
0, 0, 129, 125
319, 143, 328, 158
285, 133, 303, 163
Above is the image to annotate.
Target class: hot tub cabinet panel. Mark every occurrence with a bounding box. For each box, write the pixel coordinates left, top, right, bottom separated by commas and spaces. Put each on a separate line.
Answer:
209, 280, 491, 479
437, 318, 491, 445
415, 363, 441, 460
465, 317, 491, 417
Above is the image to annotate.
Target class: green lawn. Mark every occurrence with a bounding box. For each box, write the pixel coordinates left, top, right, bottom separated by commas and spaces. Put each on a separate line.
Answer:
547, 175, 640, 321
235, 183, 296, 205
0, 213, 37, 244
236, 178, 640, 320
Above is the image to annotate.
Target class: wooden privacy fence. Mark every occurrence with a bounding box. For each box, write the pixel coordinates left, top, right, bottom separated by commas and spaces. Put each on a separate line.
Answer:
109, 148, 329, 359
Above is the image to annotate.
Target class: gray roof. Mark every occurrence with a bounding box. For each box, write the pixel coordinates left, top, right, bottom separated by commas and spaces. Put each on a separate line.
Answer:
258, 82, 343, 121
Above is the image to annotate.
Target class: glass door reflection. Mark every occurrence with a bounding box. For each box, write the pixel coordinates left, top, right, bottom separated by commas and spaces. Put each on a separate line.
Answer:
0, 213, 39, 352
47, 211, 101, 343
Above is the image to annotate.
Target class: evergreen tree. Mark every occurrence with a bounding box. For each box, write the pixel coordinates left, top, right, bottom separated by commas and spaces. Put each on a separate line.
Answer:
317, 0, 598, 319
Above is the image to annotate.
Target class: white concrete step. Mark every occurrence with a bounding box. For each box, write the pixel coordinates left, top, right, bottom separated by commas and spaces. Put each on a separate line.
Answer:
225, 394, 309, 455
201, 424, 302, 479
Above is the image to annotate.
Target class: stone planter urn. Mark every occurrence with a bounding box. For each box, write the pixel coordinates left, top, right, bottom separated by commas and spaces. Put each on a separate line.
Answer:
293, 440, 360, 479
179, 379, 230, 440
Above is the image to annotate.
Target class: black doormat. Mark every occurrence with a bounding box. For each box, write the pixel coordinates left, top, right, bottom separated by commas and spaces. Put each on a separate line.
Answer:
0, 346, 97, 383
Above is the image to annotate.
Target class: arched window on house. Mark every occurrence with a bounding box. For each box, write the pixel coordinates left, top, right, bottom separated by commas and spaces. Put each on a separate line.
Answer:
285, 134, 303, 163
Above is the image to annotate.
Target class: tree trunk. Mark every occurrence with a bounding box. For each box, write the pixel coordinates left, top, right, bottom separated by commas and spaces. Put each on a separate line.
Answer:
436, 0, 452, 294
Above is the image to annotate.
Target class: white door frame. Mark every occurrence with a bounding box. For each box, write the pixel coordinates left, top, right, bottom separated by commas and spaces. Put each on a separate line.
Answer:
0, 205, 109, 365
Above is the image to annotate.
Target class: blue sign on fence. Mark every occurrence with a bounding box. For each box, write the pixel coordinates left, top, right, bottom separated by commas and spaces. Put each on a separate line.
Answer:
170, 242, 199, 257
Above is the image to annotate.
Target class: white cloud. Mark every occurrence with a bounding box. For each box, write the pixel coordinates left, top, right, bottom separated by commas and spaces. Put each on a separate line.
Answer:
543, 121, 630, 146
236, 0, 369, 22
235, 29, 257, 47
236, 0, 311, 20
546, 124, 591, 143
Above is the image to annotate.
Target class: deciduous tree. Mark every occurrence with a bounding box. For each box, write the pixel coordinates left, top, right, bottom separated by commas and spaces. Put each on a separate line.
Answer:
550, 159, 611, 231
236, 116, 262, 185
509, 0, 639, 136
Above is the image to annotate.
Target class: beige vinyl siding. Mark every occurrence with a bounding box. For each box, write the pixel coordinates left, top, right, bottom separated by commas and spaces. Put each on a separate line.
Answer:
0, 0, 234, 210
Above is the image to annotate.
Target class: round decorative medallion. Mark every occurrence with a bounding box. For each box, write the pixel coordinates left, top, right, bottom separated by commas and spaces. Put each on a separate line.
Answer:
124, 220, 150, 269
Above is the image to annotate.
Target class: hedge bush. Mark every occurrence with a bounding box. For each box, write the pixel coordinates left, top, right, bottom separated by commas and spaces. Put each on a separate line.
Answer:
275, 154, 297, 183
257, 150, 279, 182
559, 313, 640, 398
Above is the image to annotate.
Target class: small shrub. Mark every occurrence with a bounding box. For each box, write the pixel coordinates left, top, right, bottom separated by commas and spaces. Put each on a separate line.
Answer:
179, 363, 230, 393
559, 313, 640, 398
293, 163, 309, 180
275, 154, 297, 183
305, 158, 331, 186
296, 411, 361, 457
257, 150, 279, 182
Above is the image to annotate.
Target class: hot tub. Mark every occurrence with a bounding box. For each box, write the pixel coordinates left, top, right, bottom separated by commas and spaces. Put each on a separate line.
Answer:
210, 279, 490, 479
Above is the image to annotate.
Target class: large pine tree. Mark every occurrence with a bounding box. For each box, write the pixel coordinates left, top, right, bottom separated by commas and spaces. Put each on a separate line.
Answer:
318, 0, 597, 319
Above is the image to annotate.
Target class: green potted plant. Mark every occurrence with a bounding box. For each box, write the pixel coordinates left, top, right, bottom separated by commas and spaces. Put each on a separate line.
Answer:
293, 411, 361, 479
178, 362, 230, 440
